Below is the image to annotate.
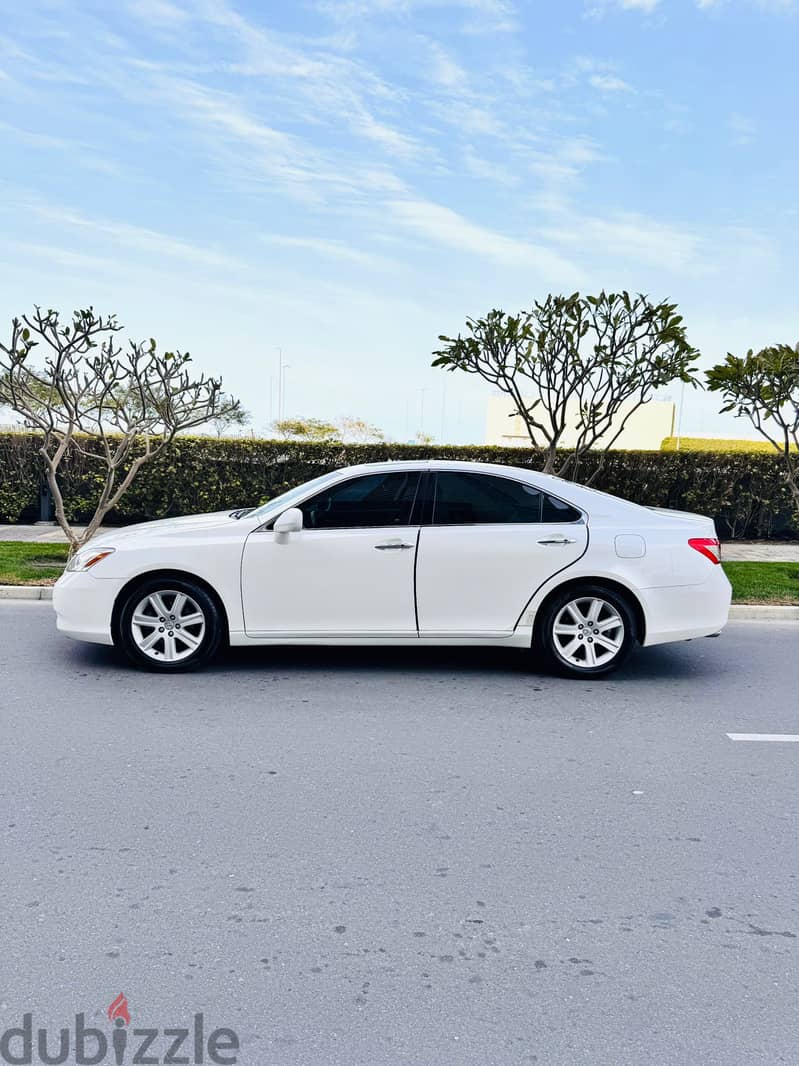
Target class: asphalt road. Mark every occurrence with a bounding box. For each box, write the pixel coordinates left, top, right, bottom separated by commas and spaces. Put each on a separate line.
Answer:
1, 603, 798, 1066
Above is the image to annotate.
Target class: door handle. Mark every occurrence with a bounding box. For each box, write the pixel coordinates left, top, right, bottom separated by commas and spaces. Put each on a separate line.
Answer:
374, 542, 414, 550
537, 535, 576, 546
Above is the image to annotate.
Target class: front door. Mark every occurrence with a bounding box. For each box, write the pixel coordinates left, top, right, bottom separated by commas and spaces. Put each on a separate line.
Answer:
415, 471, 587, 635
241, 470, 421, 636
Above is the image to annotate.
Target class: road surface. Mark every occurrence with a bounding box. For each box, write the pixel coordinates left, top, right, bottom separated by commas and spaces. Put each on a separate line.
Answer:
0, 603, 797, 1065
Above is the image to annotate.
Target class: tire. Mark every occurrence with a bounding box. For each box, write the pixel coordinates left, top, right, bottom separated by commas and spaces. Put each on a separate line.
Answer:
116, 577, 223, 672
534, 583, 637, 679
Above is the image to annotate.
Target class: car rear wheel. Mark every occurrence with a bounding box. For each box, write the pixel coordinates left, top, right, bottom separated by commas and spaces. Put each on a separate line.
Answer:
117, 578, 223, 671
535, 584, 637, 678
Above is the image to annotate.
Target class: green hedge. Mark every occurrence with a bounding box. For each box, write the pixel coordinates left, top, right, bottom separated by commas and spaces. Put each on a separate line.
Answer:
0, 431, 796, 539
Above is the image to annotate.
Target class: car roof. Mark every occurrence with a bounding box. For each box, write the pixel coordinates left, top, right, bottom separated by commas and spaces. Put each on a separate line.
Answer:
334, 458, 550, 478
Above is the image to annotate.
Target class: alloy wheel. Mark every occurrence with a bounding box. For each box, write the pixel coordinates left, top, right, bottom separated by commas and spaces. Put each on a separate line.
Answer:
552, 596, 625, 669
130, 589, 207, 664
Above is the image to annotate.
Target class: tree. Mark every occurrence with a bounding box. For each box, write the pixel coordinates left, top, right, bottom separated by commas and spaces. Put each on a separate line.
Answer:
210, 398, 251, 437
0, 307, 240, 552
338, 416, 385, 443
272, 416, 339, 441
707, 343, 799, 518
270, 415, 387, 443
433, 291, 698, 480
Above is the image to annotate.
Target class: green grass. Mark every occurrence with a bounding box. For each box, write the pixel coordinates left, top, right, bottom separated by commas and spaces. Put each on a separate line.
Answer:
0, 542, 797, 605
0, 541, 69, 585
722, 561, 799, 605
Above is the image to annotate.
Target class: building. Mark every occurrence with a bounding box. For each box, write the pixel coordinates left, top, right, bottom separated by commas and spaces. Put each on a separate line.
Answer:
485, 394, 675, 451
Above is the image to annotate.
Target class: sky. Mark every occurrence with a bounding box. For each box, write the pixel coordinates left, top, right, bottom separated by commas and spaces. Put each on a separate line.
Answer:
0, 0, 797, 443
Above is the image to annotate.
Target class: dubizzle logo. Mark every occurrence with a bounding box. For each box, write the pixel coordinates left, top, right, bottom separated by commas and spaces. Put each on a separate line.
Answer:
0, 995, 239, 1065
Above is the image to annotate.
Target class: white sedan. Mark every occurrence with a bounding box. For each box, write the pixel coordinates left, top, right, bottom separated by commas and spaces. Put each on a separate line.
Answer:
52, 459, 731, 677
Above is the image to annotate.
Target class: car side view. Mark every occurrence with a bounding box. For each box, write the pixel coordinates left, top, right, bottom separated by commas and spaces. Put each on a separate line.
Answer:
52, 460, 732, 677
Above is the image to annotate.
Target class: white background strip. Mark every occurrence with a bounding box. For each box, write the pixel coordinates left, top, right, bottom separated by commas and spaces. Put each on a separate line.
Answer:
727, 733, 799, 742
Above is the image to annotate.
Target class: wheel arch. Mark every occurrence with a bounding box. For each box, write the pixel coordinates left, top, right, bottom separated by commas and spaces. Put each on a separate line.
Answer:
111, 569, 231, 647
531, 575, 646, 645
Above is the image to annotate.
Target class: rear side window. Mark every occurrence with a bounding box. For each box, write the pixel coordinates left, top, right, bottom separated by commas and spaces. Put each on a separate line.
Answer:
431, 472, 582, 525
433, 472, 543, 524
301, 471, 420, 529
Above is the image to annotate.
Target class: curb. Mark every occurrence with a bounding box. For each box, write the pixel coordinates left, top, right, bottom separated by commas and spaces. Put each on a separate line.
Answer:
729, 604, 799, 622
0, 586, 797, 619
0, 585, 53, 601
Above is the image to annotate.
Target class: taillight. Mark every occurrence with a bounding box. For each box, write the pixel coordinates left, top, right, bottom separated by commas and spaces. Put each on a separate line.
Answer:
688, 537, 721, 564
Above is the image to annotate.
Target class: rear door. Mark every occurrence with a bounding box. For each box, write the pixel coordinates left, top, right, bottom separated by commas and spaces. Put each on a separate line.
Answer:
415, 471, 587, 636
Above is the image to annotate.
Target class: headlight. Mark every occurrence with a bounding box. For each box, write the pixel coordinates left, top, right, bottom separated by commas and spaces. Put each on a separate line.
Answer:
66, 547, 116, 573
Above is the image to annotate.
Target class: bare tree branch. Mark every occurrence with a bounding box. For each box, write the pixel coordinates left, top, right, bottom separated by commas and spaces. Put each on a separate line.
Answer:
0, 307, 241, 551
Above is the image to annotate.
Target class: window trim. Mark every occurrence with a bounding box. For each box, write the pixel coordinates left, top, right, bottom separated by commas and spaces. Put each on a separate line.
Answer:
262, 469, 424, 533
429, 471, 586, 528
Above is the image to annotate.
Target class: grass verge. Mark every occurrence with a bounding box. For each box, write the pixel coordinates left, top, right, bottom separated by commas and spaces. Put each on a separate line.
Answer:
0, 542, 69, 585
722, 561, 799, 605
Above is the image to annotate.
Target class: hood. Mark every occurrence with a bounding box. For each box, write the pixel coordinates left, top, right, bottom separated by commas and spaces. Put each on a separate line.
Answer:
88, 510, 244, 547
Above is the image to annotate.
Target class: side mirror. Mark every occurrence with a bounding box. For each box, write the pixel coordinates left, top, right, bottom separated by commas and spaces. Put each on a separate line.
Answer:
273, 507, 304, 538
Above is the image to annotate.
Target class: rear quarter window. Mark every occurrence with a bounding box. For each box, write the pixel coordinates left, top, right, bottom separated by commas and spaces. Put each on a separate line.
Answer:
541, 493, 582, 523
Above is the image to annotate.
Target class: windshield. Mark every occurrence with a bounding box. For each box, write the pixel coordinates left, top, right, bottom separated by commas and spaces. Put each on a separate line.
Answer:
248, 469, 343, 521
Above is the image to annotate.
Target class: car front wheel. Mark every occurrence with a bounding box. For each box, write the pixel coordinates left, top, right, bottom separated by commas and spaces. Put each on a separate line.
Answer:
535, 584, 637, 678
117, 578, 223, 671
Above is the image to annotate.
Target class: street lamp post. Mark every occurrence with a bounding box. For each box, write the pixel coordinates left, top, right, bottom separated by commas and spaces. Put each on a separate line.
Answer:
276, 348, 289, 422
281, 364, 290, 420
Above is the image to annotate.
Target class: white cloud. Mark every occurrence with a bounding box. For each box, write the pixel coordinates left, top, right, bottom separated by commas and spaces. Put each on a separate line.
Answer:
543, 209, 706, 273
387, 197, 583, 283
184, 0, 429, 162
260, 234, 388, 267
569, 56, 633, 93
144, 75, 397, 204
461, 147, 521, 187
315, 0, 519, 33
27, 201, 243, 271
589, 73, 633, 92
425, 39, 469, 92
585, 0, 660, 15
128, 0, 189, 25
698, 0, 796, 8
728, 112, 756, 145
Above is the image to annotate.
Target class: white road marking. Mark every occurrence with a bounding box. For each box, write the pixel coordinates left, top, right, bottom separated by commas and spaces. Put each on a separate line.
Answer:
726, 733, 799, 743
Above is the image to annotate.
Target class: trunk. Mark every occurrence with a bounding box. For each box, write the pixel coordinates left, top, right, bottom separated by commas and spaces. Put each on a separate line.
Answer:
582, 450, 608, 487
44, 461, 78, 553
785, 465, 799, 523
541, 444, 557, 474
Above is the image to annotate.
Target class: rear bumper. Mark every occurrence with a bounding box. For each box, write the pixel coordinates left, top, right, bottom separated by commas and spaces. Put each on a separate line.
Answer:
640, 568, 732, 646
52, 571, 120, 646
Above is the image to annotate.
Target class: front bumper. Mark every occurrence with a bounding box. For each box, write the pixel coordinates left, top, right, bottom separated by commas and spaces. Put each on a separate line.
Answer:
52, 570, 121, 646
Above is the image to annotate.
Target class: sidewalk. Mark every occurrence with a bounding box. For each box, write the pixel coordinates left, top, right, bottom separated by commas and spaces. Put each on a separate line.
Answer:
1, 524, 798, 560
721, 542, 799, 562
0, 524, 103, 543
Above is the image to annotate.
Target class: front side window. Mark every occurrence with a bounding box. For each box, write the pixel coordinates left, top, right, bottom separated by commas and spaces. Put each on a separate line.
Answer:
300, 471, 421, 529
432, 472, 581, 525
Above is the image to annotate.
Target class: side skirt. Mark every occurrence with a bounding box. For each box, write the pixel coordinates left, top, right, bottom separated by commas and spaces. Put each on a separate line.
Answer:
229, 628, 533, 648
